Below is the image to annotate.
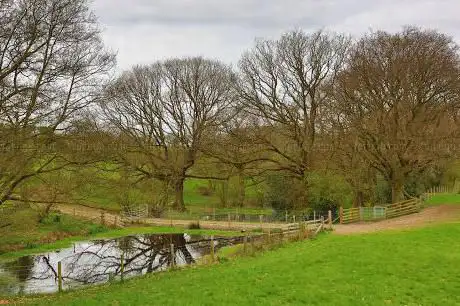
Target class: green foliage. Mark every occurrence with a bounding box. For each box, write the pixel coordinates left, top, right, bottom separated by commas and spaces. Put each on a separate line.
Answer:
20, 223, 460, 305
306, 172, 353, 210
264, 175, 306, 211
373, 174, 391, 204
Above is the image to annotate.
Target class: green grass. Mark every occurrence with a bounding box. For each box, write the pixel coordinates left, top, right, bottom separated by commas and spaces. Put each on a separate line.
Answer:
425, 193, 460, 206
0, 209, 107, 255
14, 222, 460, 305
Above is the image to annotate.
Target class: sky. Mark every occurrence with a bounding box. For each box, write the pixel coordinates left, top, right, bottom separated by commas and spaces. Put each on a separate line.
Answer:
91, 0, 460, 70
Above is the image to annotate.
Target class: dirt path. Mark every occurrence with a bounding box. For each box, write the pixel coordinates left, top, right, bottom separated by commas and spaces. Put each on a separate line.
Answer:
51, 203, 293, 231
53, 203, 122, 226
54, 202, 460, 234
334, 205, 460, 235
139, 217, 295, 231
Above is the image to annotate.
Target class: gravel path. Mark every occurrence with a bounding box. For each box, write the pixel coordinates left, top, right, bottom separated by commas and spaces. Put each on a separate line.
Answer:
334, 205, 460, 235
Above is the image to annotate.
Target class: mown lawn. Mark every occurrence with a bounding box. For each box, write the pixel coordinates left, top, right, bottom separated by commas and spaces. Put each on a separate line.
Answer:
16, 222, 460, 305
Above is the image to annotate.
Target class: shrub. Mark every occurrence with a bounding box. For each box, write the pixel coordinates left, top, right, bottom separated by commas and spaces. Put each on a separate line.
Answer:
188, 222, 201, 229
39, 212, 61, 225
264, 175, 307, 211
306, 172, 353, 211
196, 186, 213, 196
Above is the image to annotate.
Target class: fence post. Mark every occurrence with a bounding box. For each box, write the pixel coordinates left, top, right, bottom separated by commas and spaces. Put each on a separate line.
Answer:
298, 222, 303, 240
213, 207, 216, 220
228, 213, 231, 229
339, 207, 343, 224
170, 244, 175, 268
285, 210, 288, 223
328, 210, 332, 229
259, 215, 263, 225
243, 234, 248, 254
293, 215, 296, 223
267, 228, 272, 244
210, 235, 215, 262
57, 261, 63, 293
120, 253, 125, 281
314, 211, 316, 221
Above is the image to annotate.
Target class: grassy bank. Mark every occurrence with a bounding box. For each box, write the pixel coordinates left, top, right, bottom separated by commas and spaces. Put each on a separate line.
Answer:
0, 208, 108, 255
15, 222, 460, 305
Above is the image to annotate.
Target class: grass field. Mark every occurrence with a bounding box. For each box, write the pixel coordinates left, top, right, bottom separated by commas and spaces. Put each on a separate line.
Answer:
70, 175, 268, 214
14, 222, 460, 305
425, 193, 460, 206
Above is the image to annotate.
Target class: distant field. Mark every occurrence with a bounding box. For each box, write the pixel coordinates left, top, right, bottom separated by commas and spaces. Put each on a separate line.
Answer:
70, 173, 269, 215
20, 222, 460, 305
425, 193, 460, 206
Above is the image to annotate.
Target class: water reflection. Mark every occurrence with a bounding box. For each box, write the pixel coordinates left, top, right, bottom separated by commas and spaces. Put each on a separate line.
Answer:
0, 233, 242, 295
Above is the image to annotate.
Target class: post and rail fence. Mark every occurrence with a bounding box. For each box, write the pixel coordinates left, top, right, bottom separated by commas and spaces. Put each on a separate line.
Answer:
338, 185, 457, 224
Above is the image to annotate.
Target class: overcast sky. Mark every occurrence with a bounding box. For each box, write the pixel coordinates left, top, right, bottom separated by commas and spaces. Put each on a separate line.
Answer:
91, 0, 460, 70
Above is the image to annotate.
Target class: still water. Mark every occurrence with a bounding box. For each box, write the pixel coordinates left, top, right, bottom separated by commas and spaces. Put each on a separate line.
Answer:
0, 233, 243, 295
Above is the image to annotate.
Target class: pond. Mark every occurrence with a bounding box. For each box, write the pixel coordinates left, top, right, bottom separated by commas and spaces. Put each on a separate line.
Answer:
0, 233, 244, 295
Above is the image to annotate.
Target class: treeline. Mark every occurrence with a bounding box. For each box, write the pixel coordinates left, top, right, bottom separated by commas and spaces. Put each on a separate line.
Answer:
1, 0, 459, 212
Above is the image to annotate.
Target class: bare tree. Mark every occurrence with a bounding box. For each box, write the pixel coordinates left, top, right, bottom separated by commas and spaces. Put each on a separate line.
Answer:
201, 113, 270, 207
102, 58, 236, 210
0, 0, 115, 205
332, 27, 460, 203
238, 30, 350, 180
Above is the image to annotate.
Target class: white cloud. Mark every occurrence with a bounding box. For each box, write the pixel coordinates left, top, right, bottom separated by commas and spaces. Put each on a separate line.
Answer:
91, 0, 460, 70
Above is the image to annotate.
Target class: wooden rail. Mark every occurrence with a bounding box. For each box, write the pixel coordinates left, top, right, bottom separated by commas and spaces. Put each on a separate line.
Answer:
340, 198, 422, 224
339, 207, 360, 224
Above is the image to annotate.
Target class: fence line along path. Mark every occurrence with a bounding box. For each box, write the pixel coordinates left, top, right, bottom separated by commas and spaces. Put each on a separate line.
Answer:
339, 198, 423, 224
338, 185, 457, 225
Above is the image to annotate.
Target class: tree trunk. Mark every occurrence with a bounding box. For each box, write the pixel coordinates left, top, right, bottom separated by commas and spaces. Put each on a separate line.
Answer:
218, 180, 228, 207
353, 190, 364, 207
173, 177, 186, 211
236, 167, 245, 208
391, 180, 405, 203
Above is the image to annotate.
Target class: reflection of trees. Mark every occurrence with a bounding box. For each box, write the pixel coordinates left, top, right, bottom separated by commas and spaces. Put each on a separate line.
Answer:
63, 234, 200, 284
0, 233, 244, 293
4, 256, 35, 283
2, 255, 36, 294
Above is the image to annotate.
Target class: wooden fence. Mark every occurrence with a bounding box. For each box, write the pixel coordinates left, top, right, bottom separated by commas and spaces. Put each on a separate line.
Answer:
339, 198, 422, 224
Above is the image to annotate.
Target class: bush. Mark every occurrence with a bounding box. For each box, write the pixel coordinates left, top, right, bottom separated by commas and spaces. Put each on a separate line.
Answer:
373, 174, 391, 204
196, 186, 213, 196
149, 205, 165, 218
188, 222, 201, 229
39, 212, 61, 225
306, 172, 353, 211
264, 175, 307, 211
